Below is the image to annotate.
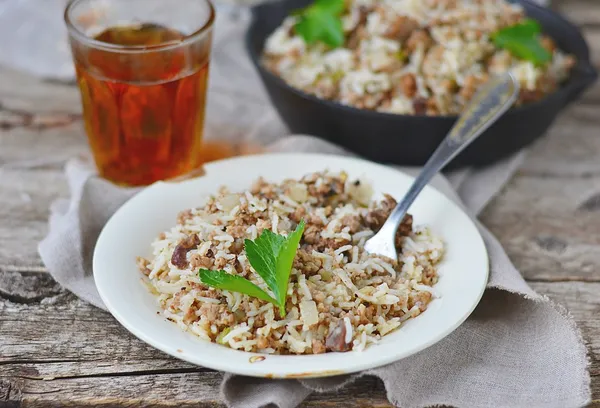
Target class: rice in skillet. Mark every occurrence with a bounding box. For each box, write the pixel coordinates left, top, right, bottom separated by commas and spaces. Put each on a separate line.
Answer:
262, 0, 576, 115
137, 171, 444, 354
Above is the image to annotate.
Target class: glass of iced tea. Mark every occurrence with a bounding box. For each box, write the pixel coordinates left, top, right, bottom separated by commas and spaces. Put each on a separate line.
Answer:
65, 0, 215, 186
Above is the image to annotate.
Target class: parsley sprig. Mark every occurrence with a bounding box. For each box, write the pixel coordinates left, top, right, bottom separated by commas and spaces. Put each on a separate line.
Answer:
293, 0, 345, 48
492, 19, 552, 66
199, 220, 305, 318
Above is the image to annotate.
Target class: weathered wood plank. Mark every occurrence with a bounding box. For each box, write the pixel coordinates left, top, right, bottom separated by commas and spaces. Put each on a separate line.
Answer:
0, 371, 389, 408
520, 103, 600, 177
556, 0, 600, 28
0, 171, 67, 269
0, 275, 598, 407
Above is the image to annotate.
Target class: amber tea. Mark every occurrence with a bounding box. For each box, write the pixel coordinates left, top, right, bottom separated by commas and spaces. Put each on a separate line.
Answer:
66, 0, 216, 186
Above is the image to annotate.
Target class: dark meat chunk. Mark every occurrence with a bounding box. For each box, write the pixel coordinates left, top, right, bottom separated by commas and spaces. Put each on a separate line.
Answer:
394, 214, 414, 247
364, 194, 413, 246
325, 319, 352, 352
364, 194, 398, 230
396, 214, 413, 237
384, 15, 419, 41
413, 97, 428, 115
171, 234, 200, 269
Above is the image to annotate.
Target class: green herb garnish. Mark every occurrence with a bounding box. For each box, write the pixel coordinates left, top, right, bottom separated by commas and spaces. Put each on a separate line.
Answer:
199, 220, 306, 318
216, 327, 232, 344
293, 0, 345, 48
491, 19, 552, 66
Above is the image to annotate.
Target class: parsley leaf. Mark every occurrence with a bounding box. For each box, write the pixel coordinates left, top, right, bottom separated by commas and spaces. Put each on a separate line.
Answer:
245, 220, 306, 317
198, 220, 306, 317
492, 19, 552, 66
198, 269, 277, 304
294, 0, 345, 48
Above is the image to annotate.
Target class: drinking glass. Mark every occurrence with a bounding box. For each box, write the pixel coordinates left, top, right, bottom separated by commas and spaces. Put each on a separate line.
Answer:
65, 0, 215, 186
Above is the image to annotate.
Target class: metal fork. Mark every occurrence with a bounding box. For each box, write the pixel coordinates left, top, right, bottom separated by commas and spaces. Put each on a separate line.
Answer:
364, 72, 519, 260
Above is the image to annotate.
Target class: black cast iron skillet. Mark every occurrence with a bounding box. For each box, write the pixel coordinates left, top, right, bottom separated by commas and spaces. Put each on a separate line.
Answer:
245, 0, 598, 167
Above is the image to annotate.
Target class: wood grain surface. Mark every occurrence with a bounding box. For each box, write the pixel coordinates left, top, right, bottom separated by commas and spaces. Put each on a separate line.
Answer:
2, 0, 600, 406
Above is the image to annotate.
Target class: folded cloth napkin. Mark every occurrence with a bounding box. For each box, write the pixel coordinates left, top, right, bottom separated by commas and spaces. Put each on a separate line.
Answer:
39, 135, 590, 408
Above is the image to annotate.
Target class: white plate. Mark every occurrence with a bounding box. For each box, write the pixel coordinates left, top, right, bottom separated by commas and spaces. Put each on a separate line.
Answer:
94, 153, 488, 378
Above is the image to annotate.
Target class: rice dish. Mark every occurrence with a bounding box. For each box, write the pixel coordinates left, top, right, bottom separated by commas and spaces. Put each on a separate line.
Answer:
262, 0, 576, 115
137, 171, 444, 354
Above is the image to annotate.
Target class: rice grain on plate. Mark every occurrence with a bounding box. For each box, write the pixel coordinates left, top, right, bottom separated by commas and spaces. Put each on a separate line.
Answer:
138, 172, 444, 354
262, 0, 576, 115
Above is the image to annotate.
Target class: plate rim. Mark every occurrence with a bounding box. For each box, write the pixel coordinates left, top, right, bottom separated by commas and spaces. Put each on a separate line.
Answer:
93, 152, 489, 378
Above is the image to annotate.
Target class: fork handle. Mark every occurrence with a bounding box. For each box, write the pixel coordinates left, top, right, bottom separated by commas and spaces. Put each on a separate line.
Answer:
379, 72, 520, 237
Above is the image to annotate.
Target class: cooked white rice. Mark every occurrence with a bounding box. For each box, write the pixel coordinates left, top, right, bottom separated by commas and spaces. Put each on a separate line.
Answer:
138, 171, 444, 354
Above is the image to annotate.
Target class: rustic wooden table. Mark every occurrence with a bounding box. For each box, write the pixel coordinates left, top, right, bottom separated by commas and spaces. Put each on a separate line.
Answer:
1, 1, 600, 406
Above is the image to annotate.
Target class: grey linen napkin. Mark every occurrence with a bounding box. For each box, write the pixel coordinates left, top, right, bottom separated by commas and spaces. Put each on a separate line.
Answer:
39, 135, 590, 408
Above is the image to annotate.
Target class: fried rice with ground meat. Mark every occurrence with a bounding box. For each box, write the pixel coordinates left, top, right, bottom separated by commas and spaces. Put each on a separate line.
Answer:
137, 171, 444, 354
262, 0, 576, 115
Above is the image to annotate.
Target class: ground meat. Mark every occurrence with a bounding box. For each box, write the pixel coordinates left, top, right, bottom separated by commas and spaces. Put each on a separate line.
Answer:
303, 225, 322, 245
400, 73, 418, 98
364, 194, 413, 246
256, 219, 272, 233
440, 79, 457, 94
413, 97, 428, 115
314, 179, 345, 200
325, 319, 352, 352
230, 239, 245, 255
226, 225, 247, 239
214, 257, 228, 269
183, 304, 199, 324
315, 79, 338, 99
250, 177, 268, 194
396, 214, 413, 238
357, 304, 375, 325
290, 206, 307, 223
364, 194, 398, 230
422, 265, 437, 285
199, 303, 220, 321
425, 97, 440, 115
393, 214, 414, 248
177, 209, 193, 225
409, 291, 432, 312
257, 336, 269, 349
171, 234, 200, 268
405, 29, 432, 53
340, 213, 362, 234
345, 7, 369, 49
312, 339, 327, 354
313, 291, 326, 303
384, 15, 419, 41
518, 89, 545, 104
294, 250, 322, 276
190, 253, 214, 269
460, 74, 489, 102
136, 256, 151, 275
325, 238, 351, 250
307, 213, 325, 226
